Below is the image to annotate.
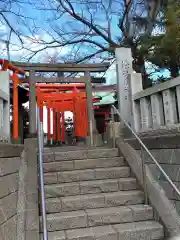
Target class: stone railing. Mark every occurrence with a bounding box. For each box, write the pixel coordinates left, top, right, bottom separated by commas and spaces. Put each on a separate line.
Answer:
131, 74, 180, 133
115, 48, 180, 134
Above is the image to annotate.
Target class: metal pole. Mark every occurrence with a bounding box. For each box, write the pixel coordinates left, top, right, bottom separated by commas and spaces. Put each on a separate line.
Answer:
37, 107, 48, 240
140, 147, 148, 205
111, 107, 116, 148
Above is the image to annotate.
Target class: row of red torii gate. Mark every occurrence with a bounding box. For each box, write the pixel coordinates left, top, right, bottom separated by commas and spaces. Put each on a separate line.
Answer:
36, 83, 102, 144
0, 59, 115, 144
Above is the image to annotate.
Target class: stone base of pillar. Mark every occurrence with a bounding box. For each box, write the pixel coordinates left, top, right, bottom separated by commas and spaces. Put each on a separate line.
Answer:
94, 133, 103, 146
85, 133, 103, 147
102, 132, 108, 144
120, 123, 133, 139
12, 138, 21, 144
76, 136, 85, 142
75, 137, 86, 146
76, 141, 86, 147
52, 140, 65, 145
27, 133, 37, 139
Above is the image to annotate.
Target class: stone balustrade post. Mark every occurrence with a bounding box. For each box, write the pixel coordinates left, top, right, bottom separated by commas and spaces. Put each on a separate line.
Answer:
115, 48, 133, 125
29, 70, 37, 137
0, 72, 10, 142
128, 73, 143, 132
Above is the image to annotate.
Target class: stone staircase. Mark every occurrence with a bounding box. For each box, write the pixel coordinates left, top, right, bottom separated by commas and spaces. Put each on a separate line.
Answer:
41, 147, 164, 240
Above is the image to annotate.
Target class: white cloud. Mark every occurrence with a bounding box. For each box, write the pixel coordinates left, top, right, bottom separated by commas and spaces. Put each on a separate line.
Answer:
0, 28, 70, 62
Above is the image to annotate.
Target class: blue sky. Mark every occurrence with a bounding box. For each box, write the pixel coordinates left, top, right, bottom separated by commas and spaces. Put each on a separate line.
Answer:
0, 0, 121, 104
0, 0, 171, 105
0, 0, 175, 131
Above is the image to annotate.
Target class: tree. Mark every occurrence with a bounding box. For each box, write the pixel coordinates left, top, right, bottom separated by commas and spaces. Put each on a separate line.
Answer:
27, 0, 164, 88
135, 1, 180, 80
0, 1, 22, 41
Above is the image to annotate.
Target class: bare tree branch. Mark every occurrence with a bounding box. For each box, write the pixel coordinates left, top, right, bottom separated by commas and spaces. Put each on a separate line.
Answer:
57, 0, 117, 45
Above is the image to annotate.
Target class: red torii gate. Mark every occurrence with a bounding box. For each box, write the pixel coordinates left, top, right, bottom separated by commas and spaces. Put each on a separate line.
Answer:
0, 59, 25, 142
0, 59, 109, 143
36, 84, 101, 144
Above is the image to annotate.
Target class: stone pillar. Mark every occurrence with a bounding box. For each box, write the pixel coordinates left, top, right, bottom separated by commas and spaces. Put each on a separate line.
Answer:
29, 70, 36, 137
140, 97, 153, 131
162, 89, 178, 125
3, 101, 10, 142
18, 103, 24, 144
150, 94, 164, 129
85, 72, 95, 128
0, 99, 3, 141
23, 138, 39, 240
115, 48, 133, 124
85, 72, 103, 146
128, 73, 143, 132
0, 72, 10, 142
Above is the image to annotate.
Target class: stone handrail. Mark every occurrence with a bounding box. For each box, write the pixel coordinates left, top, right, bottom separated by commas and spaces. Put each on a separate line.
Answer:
131, 75, 180, 132
114, 48, 180, 134
133, 76, 180, 101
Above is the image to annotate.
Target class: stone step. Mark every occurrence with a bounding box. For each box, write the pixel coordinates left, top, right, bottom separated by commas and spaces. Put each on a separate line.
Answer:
44, 146, 106, 153
43, 157, 125, 173
45, 178, 138, 198
46, 190, 144, 213
44, 221, 163, 240
44, 167, 130, 184
43, 205, 153, 232
43, 148, 119, 162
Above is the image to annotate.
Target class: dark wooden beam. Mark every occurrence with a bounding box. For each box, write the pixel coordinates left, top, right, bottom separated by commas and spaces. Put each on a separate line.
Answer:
91, 77, 106, 84
12, 62, 109, 73
22, 76, 106, 84
22, 76, 87, 83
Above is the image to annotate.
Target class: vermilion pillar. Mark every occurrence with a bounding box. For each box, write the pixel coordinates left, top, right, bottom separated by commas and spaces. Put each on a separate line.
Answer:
57, 112, 61, 144
12, 73, 19, 143
53, 109, 57, 144
47, 107, 51, 144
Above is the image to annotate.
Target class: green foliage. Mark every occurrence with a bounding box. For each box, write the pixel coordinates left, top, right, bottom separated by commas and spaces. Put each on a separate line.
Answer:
136, 2, 180, 79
